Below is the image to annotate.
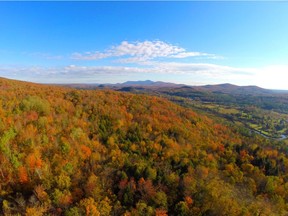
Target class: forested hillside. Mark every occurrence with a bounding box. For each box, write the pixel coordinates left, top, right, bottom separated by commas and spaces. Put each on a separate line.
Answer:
1, 78, 288, 215
113, 84, 288, 139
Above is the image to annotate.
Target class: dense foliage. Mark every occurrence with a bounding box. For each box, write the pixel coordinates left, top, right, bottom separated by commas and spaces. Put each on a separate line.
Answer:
1, 78, 288, 215
116, 85, 288, 139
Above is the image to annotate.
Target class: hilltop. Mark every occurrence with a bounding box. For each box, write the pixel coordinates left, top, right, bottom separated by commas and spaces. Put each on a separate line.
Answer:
0, 77, 288, 215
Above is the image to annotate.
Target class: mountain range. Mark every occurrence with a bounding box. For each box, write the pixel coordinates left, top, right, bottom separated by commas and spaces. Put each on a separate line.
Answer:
60, 80, 283, 95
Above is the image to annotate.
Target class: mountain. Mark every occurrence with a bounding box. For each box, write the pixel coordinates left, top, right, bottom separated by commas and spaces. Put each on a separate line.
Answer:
195, 83, 273, 95
122, 80, 155, 86
0, 77, 288, 215
115, 80, 184, 88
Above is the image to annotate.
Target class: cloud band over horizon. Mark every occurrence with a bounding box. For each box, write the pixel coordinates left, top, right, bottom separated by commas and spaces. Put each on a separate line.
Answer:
0, 40, 287, 90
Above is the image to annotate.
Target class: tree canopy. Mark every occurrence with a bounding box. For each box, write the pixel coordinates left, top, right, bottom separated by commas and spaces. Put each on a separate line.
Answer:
0, 78, 288, 215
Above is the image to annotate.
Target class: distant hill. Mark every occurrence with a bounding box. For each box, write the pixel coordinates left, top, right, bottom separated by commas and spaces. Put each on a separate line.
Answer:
110, 81, 275, 96
114, 80, 184, 88
122, 80, 155, 86
194, 83, 273, 95
58, 80, 276, 95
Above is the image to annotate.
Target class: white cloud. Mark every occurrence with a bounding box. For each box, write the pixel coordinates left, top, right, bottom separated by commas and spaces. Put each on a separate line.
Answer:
170, 52, 212, 58
0, 62, 257, 85
71, 40, 217, 62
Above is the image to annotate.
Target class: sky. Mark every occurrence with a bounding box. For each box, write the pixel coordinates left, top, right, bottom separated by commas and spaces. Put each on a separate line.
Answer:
0, 2, 288, 89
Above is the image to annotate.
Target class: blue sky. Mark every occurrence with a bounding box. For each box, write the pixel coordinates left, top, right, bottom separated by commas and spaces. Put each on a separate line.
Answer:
1, 2, 288, 89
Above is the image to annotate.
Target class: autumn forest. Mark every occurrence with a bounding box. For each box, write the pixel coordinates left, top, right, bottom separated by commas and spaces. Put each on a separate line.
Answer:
1, 78, 288, 215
